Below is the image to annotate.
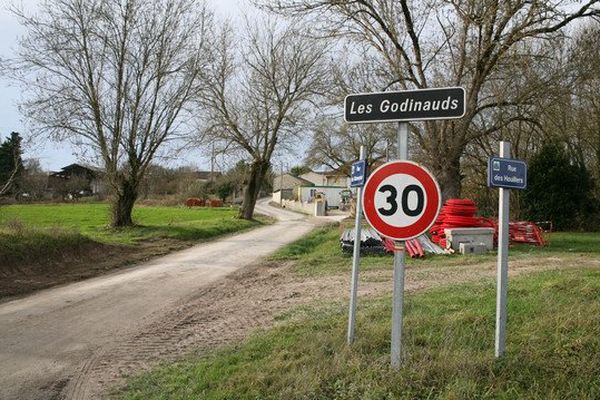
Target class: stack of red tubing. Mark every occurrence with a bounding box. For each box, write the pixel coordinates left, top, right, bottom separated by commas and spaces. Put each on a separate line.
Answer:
383, 237, 425, 258
429, 199, 496, 248
509, 221, 546, 246
383, 199, 545, 257
429, 198, 545, 248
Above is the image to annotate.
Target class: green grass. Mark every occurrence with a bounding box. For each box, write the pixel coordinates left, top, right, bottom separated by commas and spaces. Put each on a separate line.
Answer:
0, 203, 269, 245
0, 225, 98, 266
270, 225, 600, 277
116, 268, 600, 400
512, 231, 600, 255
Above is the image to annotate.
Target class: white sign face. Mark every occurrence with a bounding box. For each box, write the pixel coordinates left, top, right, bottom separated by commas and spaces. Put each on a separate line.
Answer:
374, 173, 428, 228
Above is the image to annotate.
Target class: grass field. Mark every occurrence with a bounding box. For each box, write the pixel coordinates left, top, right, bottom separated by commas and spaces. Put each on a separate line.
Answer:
117, 267, 600, 400
270, 225, 600, 277
0, 203, 267, 245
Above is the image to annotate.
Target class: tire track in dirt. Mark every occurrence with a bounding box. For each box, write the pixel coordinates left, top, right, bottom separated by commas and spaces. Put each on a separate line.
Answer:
71, 254, 596, 399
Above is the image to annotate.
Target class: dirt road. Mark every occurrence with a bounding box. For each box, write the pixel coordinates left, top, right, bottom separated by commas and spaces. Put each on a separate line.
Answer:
0, 200, 317, 400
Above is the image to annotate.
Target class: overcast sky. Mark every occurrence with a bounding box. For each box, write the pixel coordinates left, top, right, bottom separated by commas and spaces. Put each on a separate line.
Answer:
0, 0, 250, 171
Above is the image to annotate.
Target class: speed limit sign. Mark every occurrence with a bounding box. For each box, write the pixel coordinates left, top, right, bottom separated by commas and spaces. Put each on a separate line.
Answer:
363, 160, 441, 241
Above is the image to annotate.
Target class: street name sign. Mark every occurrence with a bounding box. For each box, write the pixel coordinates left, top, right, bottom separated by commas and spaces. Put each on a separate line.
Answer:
487, 157, 528, 190
344, 87, 466, 123
362, 160, 441, 241
350, 160, 367, 187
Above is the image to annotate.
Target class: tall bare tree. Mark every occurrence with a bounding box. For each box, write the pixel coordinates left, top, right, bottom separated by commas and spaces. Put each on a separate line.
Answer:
305, 118, 396, 174
259, 0, 600, 199
200, 21, 328, 219
4, 0, 212, 225
304, 55, 398, 174
567, 23, 600, 190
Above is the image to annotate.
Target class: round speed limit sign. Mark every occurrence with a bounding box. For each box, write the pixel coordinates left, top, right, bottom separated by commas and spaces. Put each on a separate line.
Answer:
363, 161, 441, 241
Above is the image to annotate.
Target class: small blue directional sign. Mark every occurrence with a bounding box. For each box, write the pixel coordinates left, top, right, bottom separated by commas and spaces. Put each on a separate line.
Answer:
350, 160, 367, 187
487, 157, 528, 190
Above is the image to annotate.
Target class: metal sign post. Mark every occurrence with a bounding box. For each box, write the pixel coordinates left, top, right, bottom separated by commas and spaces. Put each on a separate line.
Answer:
345, 86, 457, 369
495, 141, 511, 357
361, 132, 440, 369
486, 142, 528, 358
347, 146, 366, 345
390, 122, 409, 368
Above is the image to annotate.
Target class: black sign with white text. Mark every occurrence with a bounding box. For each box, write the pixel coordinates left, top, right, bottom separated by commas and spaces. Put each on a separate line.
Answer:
344, 87, 466, 123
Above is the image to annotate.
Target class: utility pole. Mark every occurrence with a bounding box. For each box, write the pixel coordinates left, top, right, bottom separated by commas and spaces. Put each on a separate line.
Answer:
280, 163, 284, 206
210, 142, 215, 182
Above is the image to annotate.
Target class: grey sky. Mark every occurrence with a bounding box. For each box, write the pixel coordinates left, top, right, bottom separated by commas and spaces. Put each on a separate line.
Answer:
0, 0, 250, 171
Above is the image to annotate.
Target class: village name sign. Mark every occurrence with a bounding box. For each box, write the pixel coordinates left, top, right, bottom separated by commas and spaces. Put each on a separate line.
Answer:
345, 86, 466, 123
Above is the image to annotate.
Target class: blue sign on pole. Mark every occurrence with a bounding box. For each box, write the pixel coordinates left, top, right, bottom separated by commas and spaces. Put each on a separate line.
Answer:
350, 160, 367, 187
487, 157, 528, 190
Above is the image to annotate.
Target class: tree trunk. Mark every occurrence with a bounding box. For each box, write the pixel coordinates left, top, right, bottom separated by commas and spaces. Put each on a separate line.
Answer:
433, 153, 462, 201
239, 160, 269, 220
111, 179, 138, 227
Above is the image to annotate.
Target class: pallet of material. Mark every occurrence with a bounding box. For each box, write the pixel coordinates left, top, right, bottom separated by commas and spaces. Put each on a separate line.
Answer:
340, 228, 387, 255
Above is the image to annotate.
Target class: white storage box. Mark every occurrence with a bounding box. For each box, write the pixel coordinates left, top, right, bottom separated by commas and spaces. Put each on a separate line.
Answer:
444, 227, 495, 251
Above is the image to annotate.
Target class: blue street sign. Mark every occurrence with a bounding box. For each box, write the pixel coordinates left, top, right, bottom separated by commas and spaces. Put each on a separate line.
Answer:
487, 157, 528, 190
350, 160, 367, 187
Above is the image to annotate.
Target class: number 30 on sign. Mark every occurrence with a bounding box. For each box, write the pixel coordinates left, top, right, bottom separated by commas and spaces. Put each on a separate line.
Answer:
362, 161, 441, 241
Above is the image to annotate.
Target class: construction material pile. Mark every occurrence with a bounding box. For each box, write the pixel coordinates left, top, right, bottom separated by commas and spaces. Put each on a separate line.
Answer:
382, 235, 445, 258
340, 228, 387, 255
429, 198, 545, 247
429, 199, 494, 248
509, 221, 546, 246
341, 229, 445, 257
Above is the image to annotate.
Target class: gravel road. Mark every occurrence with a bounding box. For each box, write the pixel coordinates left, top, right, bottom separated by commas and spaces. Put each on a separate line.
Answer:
0, 199, 316, 400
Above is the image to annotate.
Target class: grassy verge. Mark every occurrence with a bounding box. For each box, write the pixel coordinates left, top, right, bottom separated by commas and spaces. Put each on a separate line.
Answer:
0, 225, 98, 267
0, 203, 270, 245
0, 203, 272, 298
270, 225, 600, 276
117, 267, 600, 399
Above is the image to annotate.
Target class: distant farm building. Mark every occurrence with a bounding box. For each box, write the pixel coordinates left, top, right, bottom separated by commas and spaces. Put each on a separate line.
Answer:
48, 163, 106, 198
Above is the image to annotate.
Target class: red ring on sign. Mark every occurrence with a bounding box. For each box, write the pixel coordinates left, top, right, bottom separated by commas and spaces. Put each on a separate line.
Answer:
362, 161, 441, 240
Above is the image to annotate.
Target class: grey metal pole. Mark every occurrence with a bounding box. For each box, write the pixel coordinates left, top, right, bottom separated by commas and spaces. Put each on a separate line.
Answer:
347, 145, 366, 345
391, 122, 409, 368
398, 122, 409, 160
495, 141, 511, 358
391, 241, 406, 368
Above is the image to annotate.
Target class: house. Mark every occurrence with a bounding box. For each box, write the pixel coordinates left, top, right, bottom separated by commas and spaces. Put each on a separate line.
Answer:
48, 163, 106, 197
273, 173, 314, 192
272, 173, 314, 203
295, 185, 350, 208
300, 170, 350, 187
271, 171, 350, 209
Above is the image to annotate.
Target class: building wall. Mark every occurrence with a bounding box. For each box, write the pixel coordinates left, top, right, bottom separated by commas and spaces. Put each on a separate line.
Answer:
297, 186, 348, 208
273, 174, 311, 192
281, 199, 316, 215
299, 172, 326, 186
301, 171, 349, 187
271, 189, 293, 204
325, 175, 349, 187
